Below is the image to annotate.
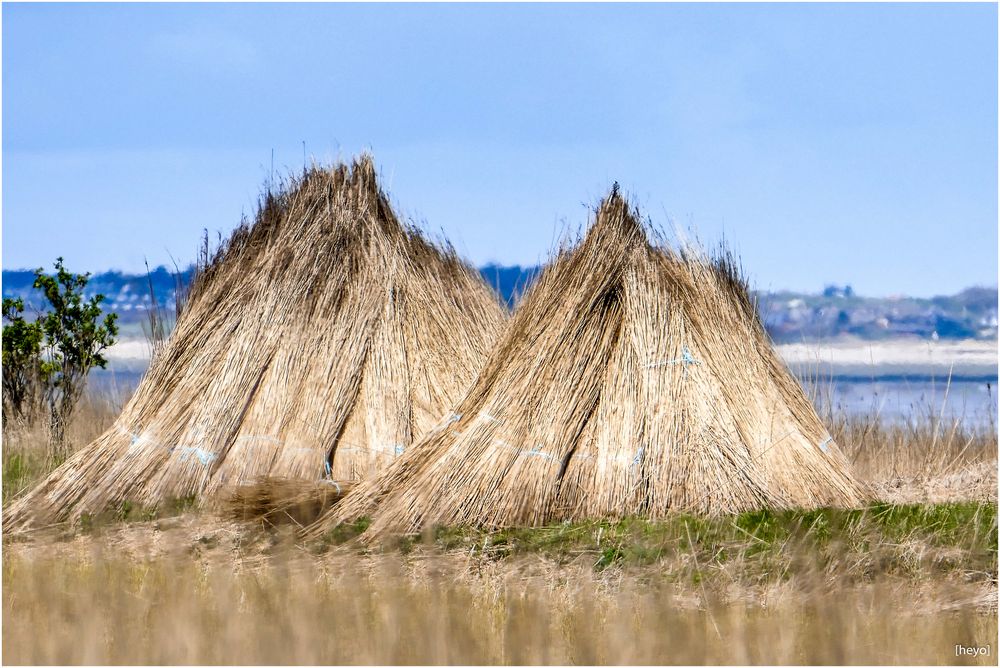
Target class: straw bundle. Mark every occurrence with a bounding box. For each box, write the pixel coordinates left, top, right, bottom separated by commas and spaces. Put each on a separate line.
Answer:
318, 187, 869, 536
5, 156, 506, 532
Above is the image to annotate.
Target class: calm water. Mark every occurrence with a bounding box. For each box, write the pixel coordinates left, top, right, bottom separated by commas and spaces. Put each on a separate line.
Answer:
811, 378, 997, 430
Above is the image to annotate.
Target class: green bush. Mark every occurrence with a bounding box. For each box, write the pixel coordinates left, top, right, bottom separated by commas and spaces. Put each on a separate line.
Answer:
2, 258, 118, 451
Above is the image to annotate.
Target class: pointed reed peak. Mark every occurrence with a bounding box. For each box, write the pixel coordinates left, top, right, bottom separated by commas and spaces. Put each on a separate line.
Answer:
583, 184, 648, 256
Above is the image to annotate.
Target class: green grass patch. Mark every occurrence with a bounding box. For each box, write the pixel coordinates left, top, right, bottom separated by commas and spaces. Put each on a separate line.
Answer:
2, 451, 66, 505
334, 503, 996, 581
315, 516, 372, 550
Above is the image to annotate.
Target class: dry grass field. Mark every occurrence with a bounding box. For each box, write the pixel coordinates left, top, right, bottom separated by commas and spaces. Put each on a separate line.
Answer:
3, 385, 997, 664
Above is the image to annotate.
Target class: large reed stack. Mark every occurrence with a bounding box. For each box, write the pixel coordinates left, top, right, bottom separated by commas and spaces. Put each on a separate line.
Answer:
5, 156, 506, 532
318, 187, 869, 536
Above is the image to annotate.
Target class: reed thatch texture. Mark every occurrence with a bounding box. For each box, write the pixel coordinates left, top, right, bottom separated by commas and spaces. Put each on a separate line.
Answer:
318, 187, 869, 536
5, 156, 506, 532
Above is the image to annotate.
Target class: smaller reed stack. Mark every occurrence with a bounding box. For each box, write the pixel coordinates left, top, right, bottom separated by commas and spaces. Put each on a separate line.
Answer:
317, 186, 869, 536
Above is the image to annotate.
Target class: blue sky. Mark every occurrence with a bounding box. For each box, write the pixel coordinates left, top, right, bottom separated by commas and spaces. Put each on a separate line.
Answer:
3, 3, 997, 296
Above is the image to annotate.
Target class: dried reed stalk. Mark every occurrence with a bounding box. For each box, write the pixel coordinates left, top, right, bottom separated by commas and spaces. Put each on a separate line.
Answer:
5, 156, 505, 532
316, 187, 870, 537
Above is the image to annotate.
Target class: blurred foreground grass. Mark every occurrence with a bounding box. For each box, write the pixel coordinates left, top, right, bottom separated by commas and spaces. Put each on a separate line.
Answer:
3, 546, 995, 665
4, 498, 996, 664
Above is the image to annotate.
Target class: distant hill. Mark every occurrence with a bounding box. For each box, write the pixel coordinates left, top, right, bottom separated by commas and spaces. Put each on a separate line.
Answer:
479, 263, 540, 308
2, 265, 192, 320
2, 265, 996, 343
757, 285, 998, 342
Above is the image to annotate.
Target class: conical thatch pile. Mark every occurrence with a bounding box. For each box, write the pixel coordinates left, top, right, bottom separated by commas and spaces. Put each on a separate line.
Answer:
5, 156, 506, 532
318, 187, 869, 535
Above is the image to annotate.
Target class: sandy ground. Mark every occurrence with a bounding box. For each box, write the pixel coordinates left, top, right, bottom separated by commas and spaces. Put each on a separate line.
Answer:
871, 460, 998, 505
779, 338, 997, 378
106, 336, 999, 378
779, 338, 996, 366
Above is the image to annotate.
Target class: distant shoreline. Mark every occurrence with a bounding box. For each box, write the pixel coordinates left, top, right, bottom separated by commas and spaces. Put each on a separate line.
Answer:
779, 338, 997, 381
100, 336, 999, 382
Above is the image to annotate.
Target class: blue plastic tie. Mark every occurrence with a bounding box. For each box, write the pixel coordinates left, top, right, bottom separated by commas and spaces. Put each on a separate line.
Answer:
525, 447, 553, 461
646, 346, 702, 369
178, 446, 216, 466
630, 447, 645, 473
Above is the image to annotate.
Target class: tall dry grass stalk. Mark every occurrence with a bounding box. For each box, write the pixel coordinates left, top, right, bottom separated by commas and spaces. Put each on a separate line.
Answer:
833, 409, 997, 504
4, 156, 506, 532
320, 187, 869, 536
798, 369, 998, 502
2, 390, 126, 506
